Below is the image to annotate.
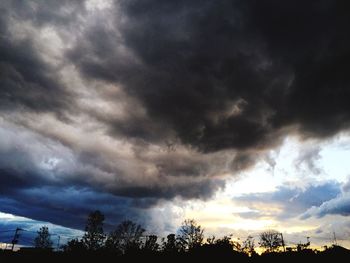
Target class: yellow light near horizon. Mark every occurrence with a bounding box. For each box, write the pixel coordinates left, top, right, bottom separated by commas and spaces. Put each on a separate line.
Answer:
222, 219, 277, 231
183, 198, 281, 235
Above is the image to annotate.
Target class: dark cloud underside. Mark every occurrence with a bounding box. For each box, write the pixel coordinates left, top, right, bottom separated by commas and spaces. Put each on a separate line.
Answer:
70, 0, 350, 150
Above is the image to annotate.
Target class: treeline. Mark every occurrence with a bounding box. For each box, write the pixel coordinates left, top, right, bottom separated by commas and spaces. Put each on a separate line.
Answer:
2, 210, 350, 261
34, 210, 265, 255
62, 211, 247, 256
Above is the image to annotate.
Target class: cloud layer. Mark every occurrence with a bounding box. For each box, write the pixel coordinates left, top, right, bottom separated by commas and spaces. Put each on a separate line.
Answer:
1, 0, 350, 230
235, 181, 341, 220
301, 177, 350, 219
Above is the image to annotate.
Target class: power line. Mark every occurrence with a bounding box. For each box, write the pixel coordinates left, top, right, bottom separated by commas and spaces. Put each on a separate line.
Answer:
0, 229, 17, 233
20, 229, 38, 234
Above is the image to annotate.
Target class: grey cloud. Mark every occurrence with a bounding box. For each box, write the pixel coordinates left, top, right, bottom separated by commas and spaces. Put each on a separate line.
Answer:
235, 210, 266, 219
342, 176, 350, 192
0, 118, 228, 200
235, 181, 341, 219
0, 5, 74, 115
2, 0, 86, 27
69, 0, 350, 153
0, 118, 228, 229
114, 178, 225, 200
301, 193, 350, 219
230, 152, 260, 172
301, 177, 350, 219
0, 172, 190, 235
294, 146, 323, 175
0, 185, 148, 230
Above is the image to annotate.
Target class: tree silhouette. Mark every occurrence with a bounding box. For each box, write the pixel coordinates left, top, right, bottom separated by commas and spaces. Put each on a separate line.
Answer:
242, 235, 256, 256
259, 230, 283, 252
201, 235, 239, 257
206, 235, 216, 245
297, 237, 311, 252
62, 238, 85, 253
106, 220, 145, 254
34, 226, 53, 249
214, 235, 235, 251
162, 234, 180, 253
82, 210, 105, 251
178, 219, 204, 251
143, 235, 159, 252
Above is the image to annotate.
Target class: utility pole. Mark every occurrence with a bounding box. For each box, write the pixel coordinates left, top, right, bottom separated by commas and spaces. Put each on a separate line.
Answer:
56, 235, 61, 251
280, 233, 286, 252
11, 228, 22, 251
333, 231, 338, 246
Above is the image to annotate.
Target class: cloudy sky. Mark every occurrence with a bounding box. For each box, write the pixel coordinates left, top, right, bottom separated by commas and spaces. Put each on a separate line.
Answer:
1, 0, 350, 249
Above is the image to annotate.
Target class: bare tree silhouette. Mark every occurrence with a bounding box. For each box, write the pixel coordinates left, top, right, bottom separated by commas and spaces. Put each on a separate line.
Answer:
106, 220, 145, 254
242, 235, 256, 256
82, 210, 105, 251
34, 226, 53, 249
178, 219, 204, 251
259, 230, 283, 252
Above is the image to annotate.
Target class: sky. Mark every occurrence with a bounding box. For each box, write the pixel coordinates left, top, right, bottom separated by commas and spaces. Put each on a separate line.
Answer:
1, 0, 350, 249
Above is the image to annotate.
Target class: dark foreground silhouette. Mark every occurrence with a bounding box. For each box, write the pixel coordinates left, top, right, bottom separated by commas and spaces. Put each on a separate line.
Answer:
2, 211, 349, 262
1, 245, 350, 263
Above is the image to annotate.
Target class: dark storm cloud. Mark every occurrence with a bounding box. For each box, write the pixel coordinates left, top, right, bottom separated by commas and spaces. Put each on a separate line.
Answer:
0, 146, 54, 194
114, 178, 225, 200
0, 151, 153, 229
0, 2, 77, 115
0, 40, 70, 113
2, 0, 350, 231
0, 0, 146, 229
0, 134, 138, 229
235, 181, 341, 219
0, 186, 146, 230
0, 121, 227, 228
69, 0, 350, 152
4, 0, 86, 27
0, 125, 109, 229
